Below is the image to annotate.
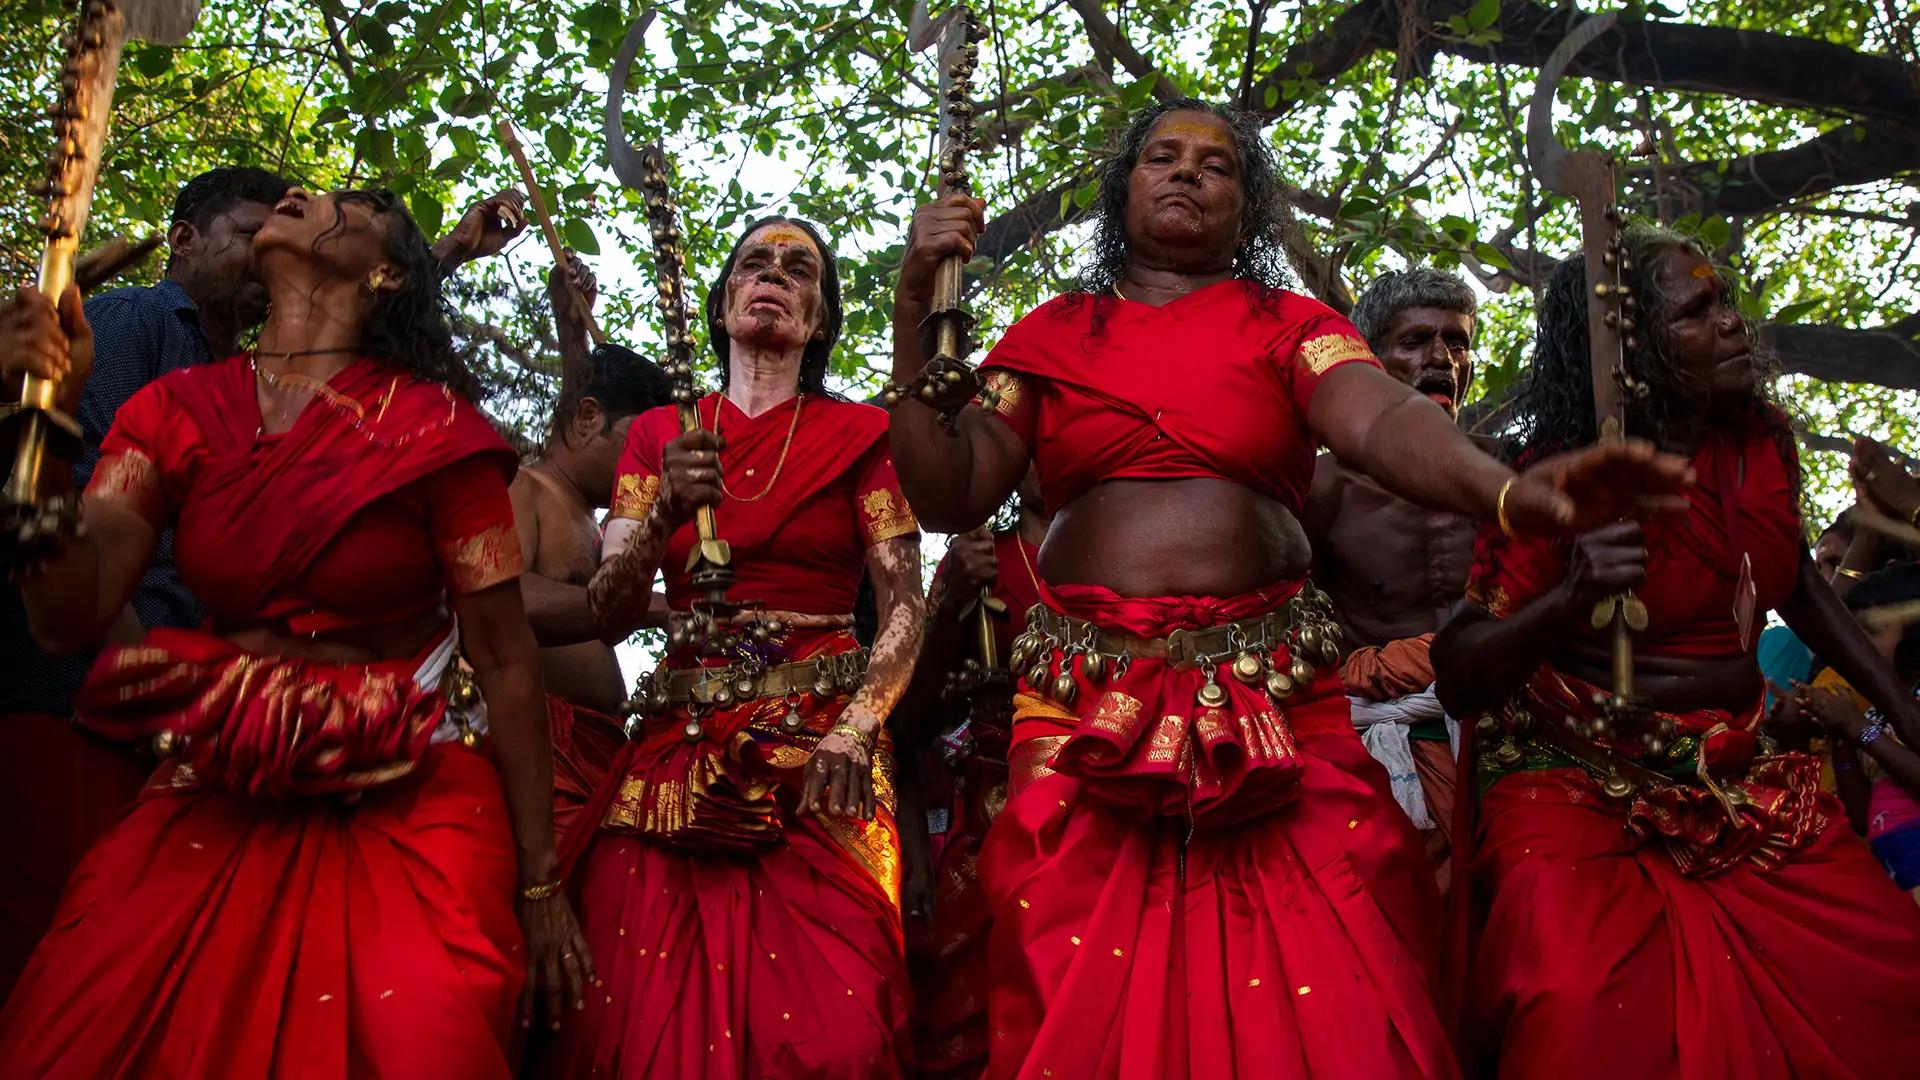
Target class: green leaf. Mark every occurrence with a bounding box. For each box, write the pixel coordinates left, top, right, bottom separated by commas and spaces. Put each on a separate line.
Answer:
1467, 0, 1502, 30
409, 193, 444, 242
562, 218, 600, 256
544, 125, 575, 166
133, 46, 172, 78
1773, 298, 1822, 324
312, 105, 350, 127
1472, 242, 1512, 271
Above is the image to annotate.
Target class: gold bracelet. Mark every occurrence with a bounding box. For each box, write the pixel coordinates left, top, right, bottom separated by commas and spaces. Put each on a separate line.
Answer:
1908, 503, 1920, 528
520, 879, 563, 901
827, 722, 875, 752
1835, 566, 1867, 581
1496, 477, 1520, 539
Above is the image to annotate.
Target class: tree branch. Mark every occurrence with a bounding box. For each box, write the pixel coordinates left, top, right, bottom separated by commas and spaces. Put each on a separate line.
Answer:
1063, 0, 1183, 100
1635, 120, 1920, 217
1765, 320, 1920, 391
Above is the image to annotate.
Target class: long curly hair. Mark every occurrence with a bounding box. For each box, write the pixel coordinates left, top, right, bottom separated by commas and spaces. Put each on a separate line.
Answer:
312, 189, 480, 401
702, 215, 844, 399
1508, 224, 1794, 486
1073, 98, 1293, 302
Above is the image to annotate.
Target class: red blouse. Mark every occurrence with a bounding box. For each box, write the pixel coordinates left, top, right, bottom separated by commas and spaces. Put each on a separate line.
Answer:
977, 281, 1380, 515
610, 393, 917, 615
86, 356, 522, 637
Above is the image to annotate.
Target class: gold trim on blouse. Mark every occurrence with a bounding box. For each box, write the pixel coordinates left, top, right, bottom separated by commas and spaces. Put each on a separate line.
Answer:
976, 370, 1024, 419
438, 522, 524, 594
860, 486, 918, 544
1296, 333, 1376, 376
611, 473, 660, 522
87, 449, 167, 524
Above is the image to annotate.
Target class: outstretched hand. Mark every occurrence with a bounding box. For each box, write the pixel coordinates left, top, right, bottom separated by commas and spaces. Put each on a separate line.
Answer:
1502, 439, 1694, 538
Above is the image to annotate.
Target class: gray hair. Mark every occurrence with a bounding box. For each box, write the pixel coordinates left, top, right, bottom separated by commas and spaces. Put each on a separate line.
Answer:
1349, 267, 1478, 353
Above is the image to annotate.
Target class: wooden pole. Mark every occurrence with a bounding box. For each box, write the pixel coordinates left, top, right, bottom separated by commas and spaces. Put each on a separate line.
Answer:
497, 119, 605, 345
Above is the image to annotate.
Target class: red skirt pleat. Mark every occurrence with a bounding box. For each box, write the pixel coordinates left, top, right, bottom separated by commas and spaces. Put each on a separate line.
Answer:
0, 743, 524, 1079
1471, 767, 1920, 1078
542, 816, 910, 1079
911, 757, 1004, 1079
979, 694, 1456, 1079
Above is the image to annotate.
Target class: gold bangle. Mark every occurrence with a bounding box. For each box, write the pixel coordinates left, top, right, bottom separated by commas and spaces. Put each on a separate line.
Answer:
1835, 566, 1867, 581
1496, 477, 1519, 540
827, 722, 875, 752
1908, 504, 1920, 528
521, 879, 563, 901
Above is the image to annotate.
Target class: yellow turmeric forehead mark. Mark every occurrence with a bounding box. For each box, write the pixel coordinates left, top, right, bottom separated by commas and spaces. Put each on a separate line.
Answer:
1155, 119, 1231, 142
1690, 263, 1717, 279
750, 225, 812, 246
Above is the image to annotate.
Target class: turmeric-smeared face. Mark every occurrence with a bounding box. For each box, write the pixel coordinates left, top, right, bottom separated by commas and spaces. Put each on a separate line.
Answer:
721, 222, 826, 352
1655, 246, 1754, 406
1123, 110, 1245, 266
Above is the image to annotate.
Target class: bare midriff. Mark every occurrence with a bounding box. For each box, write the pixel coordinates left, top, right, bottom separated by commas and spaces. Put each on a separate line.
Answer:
1040, 477, 1311, 599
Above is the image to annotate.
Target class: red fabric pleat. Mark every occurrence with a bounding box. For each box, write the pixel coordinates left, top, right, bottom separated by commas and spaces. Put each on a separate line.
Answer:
1470, 767, 1920, 1078
0, 713, 151, 1001
980, 685, 1455, 1078
539, 817, 910, 1078
549, 696, 628, 852
0, 744, 523, 1079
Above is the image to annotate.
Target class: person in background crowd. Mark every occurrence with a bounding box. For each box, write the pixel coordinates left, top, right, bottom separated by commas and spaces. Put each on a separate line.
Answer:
546, 215, 925, 1078
1797, 565, 1920, 901
1434, 224, 1920, 1076
891, 97, 1687, 1079
1305, 266, 1480, 895
0, 184, 585, 1077
901, 470, 1050, 1079
509, 254, 672, 849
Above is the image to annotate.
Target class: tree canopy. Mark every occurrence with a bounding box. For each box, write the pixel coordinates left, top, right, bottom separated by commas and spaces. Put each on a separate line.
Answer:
2, 0, 1914, 517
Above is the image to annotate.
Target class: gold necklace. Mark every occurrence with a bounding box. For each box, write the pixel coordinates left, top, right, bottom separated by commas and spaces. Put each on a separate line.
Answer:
252, 354, 363, 418
704, 392, 806, 502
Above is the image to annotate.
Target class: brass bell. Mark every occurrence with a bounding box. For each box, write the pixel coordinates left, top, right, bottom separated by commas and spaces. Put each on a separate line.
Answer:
1589, 716, 1610, 740
649, 683, 672, 711
1008, 635, 1036, 673
765, 617, 786, 636
682, 719, 704, 741
449, 677, 480, 709
1601, 773, 1634, 800
1026, 661, 1050, 690
1297, 625, 1323, 657
781, 706, 806, 733
1050, 670, 1079, 707
1265, 670, 1295, 701
1196, 678, 1228, 710
735, 675, 755, 698
814, 676, 836, 698
459, 725, 482, 749
1232, 652, 1265, 685
1493, 739, 1524, 767
152, 729, 180, 757
1643, 734, 1666, 757
1289, 656, 1315, 684
1082, 652, 1108, 685
712, 685, 735, 709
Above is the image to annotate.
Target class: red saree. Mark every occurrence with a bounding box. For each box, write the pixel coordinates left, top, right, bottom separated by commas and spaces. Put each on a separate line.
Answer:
972, 285, 1454, 1079
544, 393, 916, 1078
1464, 419, 1920, 1077
914, 531, 1041, 1079
0, 357, 528, 1078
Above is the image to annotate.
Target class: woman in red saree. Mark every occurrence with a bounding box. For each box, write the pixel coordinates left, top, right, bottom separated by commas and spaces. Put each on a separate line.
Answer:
540, 216, 925, 1078
1432, 226, 1920, 1077
888, 99, 1691, 1079
0, 187, 588, 1077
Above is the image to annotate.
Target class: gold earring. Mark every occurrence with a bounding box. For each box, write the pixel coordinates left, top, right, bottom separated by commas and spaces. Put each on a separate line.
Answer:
811, 329, 826, 342
366, 269, 387, 293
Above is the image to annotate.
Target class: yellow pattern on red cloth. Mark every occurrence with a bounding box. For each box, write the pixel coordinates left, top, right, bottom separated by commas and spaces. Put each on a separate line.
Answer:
437, 522, 523, 594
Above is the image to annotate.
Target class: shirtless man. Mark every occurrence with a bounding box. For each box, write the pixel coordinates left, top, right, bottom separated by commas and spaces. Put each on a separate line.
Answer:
509, 257, 672, 838
1303, 267, 1479, 890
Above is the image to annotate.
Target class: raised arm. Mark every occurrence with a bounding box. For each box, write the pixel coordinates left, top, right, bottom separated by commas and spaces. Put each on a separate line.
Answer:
1308, 361, 1693, 537
889, 196, 1030, 533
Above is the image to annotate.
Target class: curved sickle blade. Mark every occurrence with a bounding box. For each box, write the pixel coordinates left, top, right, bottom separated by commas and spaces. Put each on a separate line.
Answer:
121, 0, 202, 44
1524, 10, 1618, 196
605, 9, 659, 191
908, 0, 962, 52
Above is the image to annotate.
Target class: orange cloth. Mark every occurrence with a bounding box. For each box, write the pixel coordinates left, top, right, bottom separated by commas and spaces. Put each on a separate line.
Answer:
1342, 634, 1437, 702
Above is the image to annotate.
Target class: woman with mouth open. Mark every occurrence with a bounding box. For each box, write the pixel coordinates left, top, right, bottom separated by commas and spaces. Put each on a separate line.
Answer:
890, 98, 1692, 1079
1433, 224, 1920, 1076
544, 216, 926, 1078
0, 187, 588, 1076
